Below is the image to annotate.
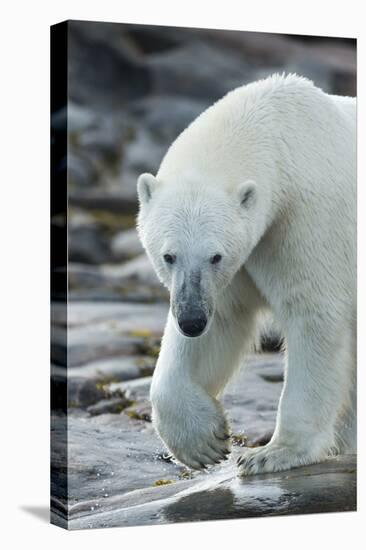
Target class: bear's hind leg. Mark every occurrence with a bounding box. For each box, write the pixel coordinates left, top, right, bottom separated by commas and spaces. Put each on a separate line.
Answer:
238, 318, 352, 475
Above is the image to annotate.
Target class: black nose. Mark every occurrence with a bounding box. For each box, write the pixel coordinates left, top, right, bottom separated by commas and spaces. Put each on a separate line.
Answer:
178, 317, 207, 337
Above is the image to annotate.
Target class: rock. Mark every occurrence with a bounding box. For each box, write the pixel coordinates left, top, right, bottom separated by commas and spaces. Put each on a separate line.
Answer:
131, 95, 209, 144
200, 30, 298, 66
77, 114, 127, 158
306, 42, 356, 95
66, 356, 144, 383
54, 301, 168, 366
332, 70, 357, 97
106, 254, 160, 287
259, 371, 284, 383
62, 455, 356, 529
222, 354, 284, 441
124, 401, 152, 422
68, 330, 143, 367
68, 190, 138, 215
256, 360, 285, 383
66, 149, 102, 190
68, 206, 141, 265
199, 31, 356, 95
68, 210, 113, 266
87, 397, 132, 416
65, 301, 169, 329
52, 322, 142, 367
66, 102, 101, 133
284, 59, 332, 93
66, 376, 106, 408
68, 256, 169, 303
69, 109, 136, 189
119, 126, 167, 180
148, 40, 253, 101
110, 228, 144, 260
108, 376, 153, 402
68, 20, 151, 107
123, 24, 194, 54
68, 226, 112, 265
68, 263, 108, 289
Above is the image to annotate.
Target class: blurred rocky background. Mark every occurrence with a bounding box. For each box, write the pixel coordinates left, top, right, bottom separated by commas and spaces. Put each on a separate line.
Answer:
51, 21, 356, 528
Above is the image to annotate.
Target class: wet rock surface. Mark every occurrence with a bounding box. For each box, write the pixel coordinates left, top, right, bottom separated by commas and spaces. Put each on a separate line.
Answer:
51, 23, 356, 528
62, 455, 356, 529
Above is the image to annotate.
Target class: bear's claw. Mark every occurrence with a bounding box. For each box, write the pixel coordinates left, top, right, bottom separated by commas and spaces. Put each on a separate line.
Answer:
237, 442, 325, 476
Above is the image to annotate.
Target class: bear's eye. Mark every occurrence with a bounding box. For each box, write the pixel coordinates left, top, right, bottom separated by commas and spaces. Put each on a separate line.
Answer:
163, 253, 175, 265
210, 254, 222, 265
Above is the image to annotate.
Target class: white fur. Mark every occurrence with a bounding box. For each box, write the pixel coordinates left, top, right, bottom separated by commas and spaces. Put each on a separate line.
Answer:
136, 74, 356, 474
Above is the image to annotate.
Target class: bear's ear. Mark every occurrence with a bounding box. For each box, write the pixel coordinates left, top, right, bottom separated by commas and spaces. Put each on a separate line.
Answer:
137, 173, 159, 206
238, 180, 257, 209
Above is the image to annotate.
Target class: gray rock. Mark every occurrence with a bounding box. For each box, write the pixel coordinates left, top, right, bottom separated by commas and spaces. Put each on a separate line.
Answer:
201, 31, 356, 95
67, 329, 143, 367
52, 103, 99, 134
54, 301, 168, 367
68, 103, 101, 133
68, 145, 110, 191
259, 371, 284, 383
119, 126, 166, 179
68, 377, 106, 408
68, 20, 151, 107
199, 30, 297, 66
106, 254, 160, 287
61, 454, 356, 529
108, 376, 153, 402
52, 323, 143, 367
68, 190, 138, 215
123, 24, 194, 54
69, 111, 135, 185
87, 397, 132, 416
110, 228, 144, 260
256, 357, 285, 384
68, 256, 169, 303
148, 41, 253, 101
284, 59, 331, 94
131, 95, 209, 144
65, 301, 169, 329
68, 226, 112, 265
304, 41, 356, 95
124, 400, 152, 422
66, 356, 143, 383
67, 209, 115, 266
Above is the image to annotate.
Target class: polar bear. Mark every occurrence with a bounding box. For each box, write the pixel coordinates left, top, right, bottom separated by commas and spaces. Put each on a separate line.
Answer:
136, 74, 356, 475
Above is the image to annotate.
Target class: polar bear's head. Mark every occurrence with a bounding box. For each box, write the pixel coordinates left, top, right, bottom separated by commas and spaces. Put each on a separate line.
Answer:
137, 173, 260, 338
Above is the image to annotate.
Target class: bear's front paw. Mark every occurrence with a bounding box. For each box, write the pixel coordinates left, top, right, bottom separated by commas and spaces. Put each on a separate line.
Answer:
237, 441, 327, 476
152, 392, 232, 470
